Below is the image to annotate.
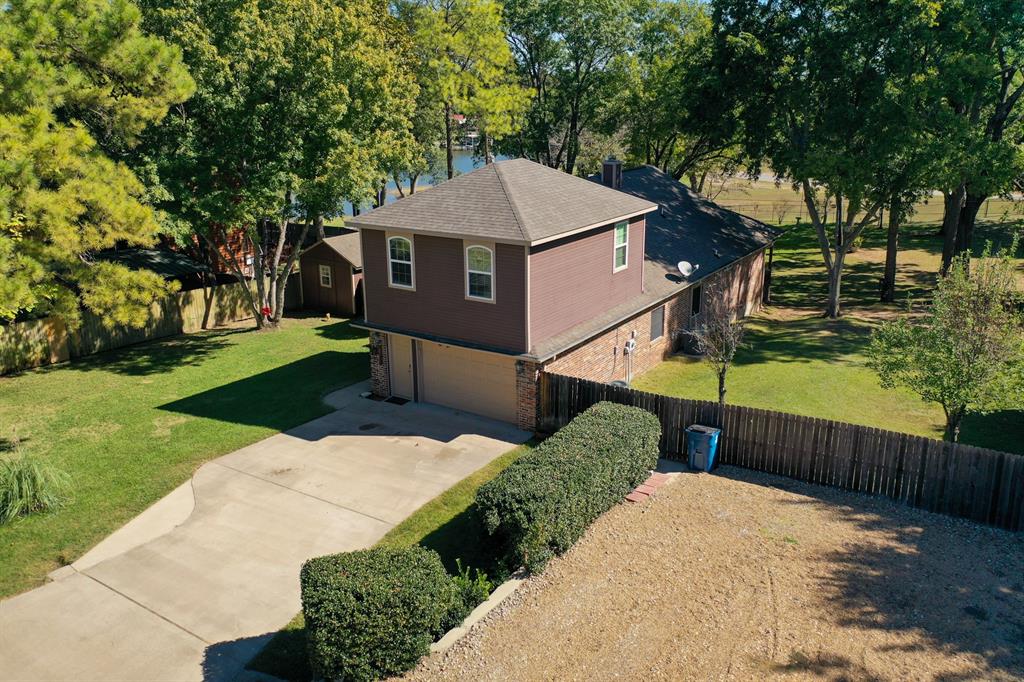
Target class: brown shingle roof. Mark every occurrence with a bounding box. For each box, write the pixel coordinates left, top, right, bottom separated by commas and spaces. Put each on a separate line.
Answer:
346, 158, 657, 243
319, 231, 362, 268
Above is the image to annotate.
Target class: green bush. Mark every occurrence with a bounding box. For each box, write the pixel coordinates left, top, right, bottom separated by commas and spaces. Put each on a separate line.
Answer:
300, 546, 462, 681
447, 559, 493, 628
475, 401, 661, 572
0, 453, 69, 525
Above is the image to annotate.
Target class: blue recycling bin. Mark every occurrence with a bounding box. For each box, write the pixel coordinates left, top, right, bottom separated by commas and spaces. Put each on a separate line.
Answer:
686, 424, 721, 472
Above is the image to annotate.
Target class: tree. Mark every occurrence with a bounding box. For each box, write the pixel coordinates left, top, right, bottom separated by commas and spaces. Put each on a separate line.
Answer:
0, 0, 194, 327
401, 0, 524, 179
682, 284, 747, 407
504, 0, 642, 175
610, 0, 739, 183
139, 0, 416, 329
868, 243, 1024, 442
933, 1, 1024, 272
709, 0, 939, 318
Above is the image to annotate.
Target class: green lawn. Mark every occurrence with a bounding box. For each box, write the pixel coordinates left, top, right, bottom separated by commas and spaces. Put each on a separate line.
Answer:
246, 441, 535, 682
0, 317, 369, 598
634, 218, 1024, 454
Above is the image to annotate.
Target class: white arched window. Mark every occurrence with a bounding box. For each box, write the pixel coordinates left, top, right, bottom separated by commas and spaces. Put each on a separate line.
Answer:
388, 236, 414, 289
465, 245, 494, 301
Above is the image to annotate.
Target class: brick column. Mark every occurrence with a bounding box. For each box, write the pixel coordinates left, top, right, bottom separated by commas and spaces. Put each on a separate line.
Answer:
515, 359, 541, 432
368, 331, 391, 398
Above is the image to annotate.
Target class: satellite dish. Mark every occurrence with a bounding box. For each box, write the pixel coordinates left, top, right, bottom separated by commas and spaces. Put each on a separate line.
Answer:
677, 261, 699, 277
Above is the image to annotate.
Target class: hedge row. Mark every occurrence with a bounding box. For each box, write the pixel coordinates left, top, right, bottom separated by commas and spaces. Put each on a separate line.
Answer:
301, 546, 467, 682
300, 403, 661, 680
476, 401, 661, 572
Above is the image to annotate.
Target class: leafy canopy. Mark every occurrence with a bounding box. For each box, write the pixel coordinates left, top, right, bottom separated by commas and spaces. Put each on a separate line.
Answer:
868, 243, 1024, 442
0, 0, 194, 326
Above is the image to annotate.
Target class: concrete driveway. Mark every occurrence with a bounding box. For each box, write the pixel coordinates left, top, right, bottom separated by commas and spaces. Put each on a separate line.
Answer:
0, 383, 529, 682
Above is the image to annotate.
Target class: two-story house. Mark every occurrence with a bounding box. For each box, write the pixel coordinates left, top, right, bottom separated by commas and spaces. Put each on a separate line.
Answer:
350, 158, 779, 430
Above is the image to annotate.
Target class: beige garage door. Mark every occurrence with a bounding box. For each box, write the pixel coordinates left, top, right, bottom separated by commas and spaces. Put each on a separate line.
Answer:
418, 342, 518, 423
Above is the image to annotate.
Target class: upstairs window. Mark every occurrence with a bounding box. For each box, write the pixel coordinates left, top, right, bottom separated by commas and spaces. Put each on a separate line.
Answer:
318, 264, 332, 288
691, 284, 702, 316
613, 221, 629, 271
388, 236, 414, 289
466, 245, 494, 301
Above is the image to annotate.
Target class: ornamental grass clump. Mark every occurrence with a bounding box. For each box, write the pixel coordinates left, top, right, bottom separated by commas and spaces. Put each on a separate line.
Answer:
475, 401, 661, 572
0, 452, 69, 525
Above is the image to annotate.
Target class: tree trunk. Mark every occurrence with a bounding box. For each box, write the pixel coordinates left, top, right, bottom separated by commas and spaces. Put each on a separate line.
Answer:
482, 132, 492, 164
940, 184, 966, 274
944, 407, 964, 443
444, 102, 454, 180
718, 366, 727, 407
268, 217, 314, 327
825, 250, 845, 319
409, 174, 418, 195
880, 197, 900, 303
955, 192, 986, 259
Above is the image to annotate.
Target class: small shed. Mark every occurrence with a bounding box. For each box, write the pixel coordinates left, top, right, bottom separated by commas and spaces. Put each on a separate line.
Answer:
299, 230, 364, 317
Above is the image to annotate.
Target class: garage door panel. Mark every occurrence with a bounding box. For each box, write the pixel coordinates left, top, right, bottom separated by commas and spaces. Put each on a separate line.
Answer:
419, 343, 517, 423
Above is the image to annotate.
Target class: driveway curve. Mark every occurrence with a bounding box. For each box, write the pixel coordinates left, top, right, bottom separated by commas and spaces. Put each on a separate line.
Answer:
0, 382, 529, 682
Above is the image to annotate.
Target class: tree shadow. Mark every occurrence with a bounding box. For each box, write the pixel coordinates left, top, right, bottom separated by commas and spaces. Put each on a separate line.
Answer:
159, 350, 368, 431
735, 315, 875, 366
960, 410, 1024, 455
65, 328, 243, 377
769, 650, 885, 681
313, 320, 369, 342
723, 467, 1024, 679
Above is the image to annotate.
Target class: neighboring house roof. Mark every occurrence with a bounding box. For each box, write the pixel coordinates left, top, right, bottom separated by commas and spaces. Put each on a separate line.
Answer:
305, 229, 362, 268
346, 158, 657, 244
527, 166, 782, 360
97, 248, 210, 279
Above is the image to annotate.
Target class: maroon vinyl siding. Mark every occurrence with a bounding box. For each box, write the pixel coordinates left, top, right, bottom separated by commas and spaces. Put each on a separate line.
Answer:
362, 229, 528, 352
529, 215, 645, 345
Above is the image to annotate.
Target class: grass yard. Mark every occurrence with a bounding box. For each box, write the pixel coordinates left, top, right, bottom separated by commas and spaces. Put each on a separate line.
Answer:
409, 468, 1024, 680
634, 218, 1024, 454
0, 317, 369, 598
246, 441, 536, 682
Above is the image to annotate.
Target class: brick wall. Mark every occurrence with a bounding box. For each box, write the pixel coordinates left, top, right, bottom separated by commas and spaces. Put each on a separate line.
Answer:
515, 359, 541, 431
544, 304, 669, 384
369, 331, 390, 397
543, 249, 767, 387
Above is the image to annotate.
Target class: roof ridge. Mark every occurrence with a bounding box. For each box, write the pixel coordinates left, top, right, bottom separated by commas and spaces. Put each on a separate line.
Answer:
492, 161, 530, 242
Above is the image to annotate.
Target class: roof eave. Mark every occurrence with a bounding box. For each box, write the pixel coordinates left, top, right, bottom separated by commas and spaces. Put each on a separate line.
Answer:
527, 205, 660, 246
343, 221, 531, 246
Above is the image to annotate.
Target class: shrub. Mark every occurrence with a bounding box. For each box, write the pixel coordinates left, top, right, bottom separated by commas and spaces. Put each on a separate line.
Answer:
445, 559, 494, 629
300, 546, 461, 681
0, 453, 69, 525
476, 401, 660, 572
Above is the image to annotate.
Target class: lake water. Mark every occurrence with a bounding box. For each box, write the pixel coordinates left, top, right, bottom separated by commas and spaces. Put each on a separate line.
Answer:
345, 149, 508, 215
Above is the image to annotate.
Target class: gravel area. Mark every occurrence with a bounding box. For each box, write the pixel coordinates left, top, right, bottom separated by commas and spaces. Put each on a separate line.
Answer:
404, 466, 1024, 681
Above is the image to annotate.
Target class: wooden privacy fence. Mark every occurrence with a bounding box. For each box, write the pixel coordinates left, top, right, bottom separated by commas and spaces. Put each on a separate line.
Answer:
540, 372, 1024, 531
1, 281, 259, 374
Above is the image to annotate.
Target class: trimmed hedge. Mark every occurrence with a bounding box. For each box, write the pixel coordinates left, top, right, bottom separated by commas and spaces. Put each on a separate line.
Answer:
300, 546, 461, 681
476, 401, 661, 572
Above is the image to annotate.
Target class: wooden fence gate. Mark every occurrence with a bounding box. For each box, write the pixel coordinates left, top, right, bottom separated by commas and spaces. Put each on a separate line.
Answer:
539, 372, 1024, 531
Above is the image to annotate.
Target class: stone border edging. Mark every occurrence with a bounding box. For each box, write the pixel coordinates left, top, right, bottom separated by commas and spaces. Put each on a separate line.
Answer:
431, 570, 528, 654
